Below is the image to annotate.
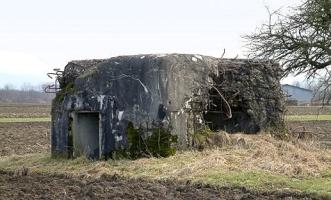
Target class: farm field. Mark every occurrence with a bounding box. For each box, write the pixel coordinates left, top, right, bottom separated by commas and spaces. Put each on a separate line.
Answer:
0, 104, 330, 199
0, 103, 50, 118
286, 106, 331, 115
286, 106, 331, 148
0, 170, 315, 200
0, 122, 50, 156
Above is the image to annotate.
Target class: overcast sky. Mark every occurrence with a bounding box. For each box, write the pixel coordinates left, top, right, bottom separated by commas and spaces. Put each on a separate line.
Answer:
0, 0, 302, 88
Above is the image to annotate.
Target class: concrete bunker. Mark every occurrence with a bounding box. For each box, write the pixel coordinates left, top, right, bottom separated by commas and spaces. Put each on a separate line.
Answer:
50, 54, 285, 159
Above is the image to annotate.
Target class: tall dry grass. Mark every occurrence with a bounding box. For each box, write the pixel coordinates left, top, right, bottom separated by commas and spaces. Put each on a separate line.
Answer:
77, 131, 330, 179
225, 132, 330, 176
0, 131, 329, 179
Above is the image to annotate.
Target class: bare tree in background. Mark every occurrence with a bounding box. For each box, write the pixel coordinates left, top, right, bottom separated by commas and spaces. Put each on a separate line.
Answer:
0, 82, 54, 104
3, 84, 14, 90
20, 82, 34, 91
244, 0, 331, 103
293, 81, 301, 88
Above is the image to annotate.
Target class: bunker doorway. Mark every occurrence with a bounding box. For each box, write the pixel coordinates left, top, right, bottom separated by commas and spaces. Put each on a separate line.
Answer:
73, 112, 101, 159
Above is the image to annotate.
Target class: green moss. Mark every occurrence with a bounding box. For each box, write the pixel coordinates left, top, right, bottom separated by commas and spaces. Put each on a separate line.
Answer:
110, 149, 129, 160
192, 127, 234, 150
51, 152, 71, 159
146, 128, 178, 157
126, 122, 142, 158
192, 127, 213, 150
79, 67, 98, 79
117, 122, 178, 159
53, 82, 75, 104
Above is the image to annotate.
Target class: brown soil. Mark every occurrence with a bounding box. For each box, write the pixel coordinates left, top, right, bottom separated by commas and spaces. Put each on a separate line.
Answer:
0, 170, 317, 200
0, 122, 50, 156
0, 104, 50, 118
287, 121, 331, 148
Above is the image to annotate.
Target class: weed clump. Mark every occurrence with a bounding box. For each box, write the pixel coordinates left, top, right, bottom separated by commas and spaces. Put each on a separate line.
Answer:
193, 127, 231, 150
53, 82, 75, 104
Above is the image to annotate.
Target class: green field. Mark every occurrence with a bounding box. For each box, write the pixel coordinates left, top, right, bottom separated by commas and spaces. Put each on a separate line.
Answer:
0, 117, 50, 123
285, 115, 331, 121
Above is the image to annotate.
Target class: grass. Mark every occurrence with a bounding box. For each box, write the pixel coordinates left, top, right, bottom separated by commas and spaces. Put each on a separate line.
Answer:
0, 133, 330, 197
0, 117, 51, 123
0, 153, 330, 198
285, 114, 331, 121
201, 169, 331, 195
2, 114, 331, 123
0, 114, 330, 123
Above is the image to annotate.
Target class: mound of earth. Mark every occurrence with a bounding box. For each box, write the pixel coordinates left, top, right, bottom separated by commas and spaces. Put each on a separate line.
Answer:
0, 170, 316, 200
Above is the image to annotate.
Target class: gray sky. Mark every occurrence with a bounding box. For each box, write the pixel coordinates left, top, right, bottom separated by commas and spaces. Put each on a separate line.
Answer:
0, 0, 301, 88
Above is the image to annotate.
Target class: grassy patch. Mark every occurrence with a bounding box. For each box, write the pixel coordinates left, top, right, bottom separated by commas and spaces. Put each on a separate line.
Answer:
200, 169, 331, 196
0, 134, 330, 197
285, 115, 331, 121
0, 151, 330, 197
0, 115, 50, 118
0, 117, 51, 123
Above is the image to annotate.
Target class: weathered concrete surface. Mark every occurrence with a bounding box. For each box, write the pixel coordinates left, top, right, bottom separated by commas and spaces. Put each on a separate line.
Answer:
52, 54, 284, 158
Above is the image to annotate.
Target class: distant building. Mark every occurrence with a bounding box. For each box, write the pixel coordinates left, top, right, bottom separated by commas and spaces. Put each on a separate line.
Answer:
282, 84, 313, 105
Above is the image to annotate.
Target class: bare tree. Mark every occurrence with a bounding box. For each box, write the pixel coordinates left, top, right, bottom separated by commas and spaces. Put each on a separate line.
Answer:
3, 84, 14, 90
310, 71, 331, 104
20, 82, 34, 91
293, 81, 301, 88
0, 82, 54, 104
244, 0, 331, 78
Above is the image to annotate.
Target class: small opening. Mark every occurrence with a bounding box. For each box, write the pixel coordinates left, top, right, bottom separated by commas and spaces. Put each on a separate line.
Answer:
73, 112, 100, 159
203, 88, 260, 133
158, 104, 166, 120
